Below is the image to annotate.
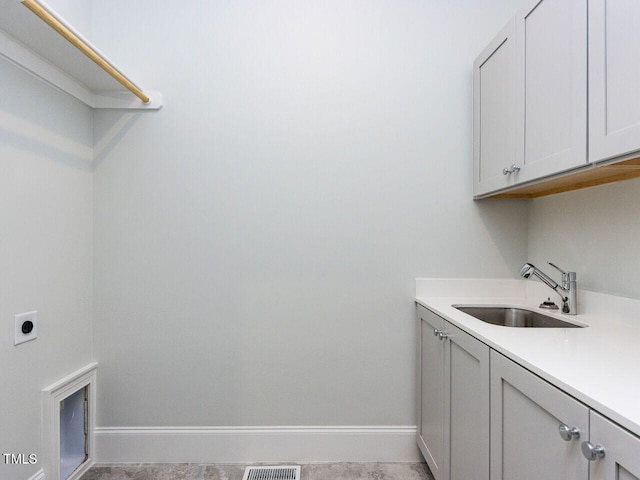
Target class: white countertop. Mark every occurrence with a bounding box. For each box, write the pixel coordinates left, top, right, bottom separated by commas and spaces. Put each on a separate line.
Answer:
415, 278, 640, 437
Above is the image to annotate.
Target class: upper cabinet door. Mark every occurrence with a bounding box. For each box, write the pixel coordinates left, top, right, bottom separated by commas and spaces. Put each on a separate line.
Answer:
518, 0, 588, 182
473, 18, 521, 197
589, 0, 640, 163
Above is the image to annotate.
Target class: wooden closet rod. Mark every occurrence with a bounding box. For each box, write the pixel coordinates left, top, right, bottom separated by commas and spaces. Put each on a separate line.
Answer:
22, 0, 150, 104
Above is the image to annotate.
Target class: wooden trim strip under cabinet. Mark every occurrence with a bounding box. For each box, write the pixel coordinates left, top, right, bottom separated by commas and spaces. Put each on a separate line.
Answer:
486, 157, 640, 198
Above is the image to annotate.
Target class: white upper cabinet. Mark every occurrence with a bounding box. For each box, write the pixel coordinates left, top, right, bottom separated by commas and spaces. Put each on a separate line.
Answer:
588, 0, 640, 163
473, 18, 521, 197
473, 0, 603, 198
518, 0, 588, 183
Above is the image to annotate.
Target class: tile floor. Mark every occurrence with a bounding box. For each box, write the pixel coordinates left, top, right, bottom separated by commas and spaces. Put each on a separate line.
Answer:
79, 462, 434, 480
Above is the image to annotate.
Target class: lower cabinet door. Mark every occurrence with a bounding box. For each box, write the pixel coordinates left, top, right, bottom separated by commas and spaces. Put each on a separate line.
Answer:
588, 411, 640, 480
417, 305, 445, 480
445, 322, 490, 480
490, 351, 589, 480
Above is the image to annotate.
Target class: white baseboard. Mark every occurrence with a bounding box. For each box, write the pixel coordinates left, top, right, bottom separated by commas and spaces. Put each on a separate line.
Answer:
95, 425, 421, 464
66, 459, 94, 480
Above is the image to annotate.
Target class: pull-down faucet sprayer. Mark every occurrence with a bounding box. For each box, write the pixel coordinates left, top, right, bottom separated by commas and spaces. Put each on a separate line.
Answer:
519, 262, 577, 315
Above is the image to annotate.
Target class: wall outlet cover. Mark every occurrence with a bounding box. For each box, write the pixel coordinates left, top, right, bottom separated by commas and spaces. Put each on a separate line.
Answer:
15, 311, 37, 345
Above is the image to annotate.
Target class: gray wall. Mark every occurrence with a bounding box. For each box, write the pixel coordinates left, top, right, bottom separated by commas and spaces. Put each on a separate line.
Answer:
91, 0, 527, 428
0, 58, 93, 479
528, 177, 640, 300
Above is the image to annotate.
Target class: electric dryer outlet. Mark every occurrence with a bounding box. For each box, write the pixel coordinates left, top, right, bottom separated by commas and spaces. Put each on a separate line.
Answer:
14, 311, 37, 345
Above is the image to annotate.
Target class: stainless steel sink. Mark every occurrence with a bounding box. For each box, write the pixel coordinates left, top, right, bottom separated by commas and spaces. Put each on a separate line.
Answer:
454, 306, 583, 328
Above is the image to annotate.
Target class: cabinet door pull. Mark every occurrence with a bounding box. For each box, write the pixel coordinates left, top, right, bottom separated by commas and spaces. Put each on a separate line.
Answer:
558, 424, 580, 441
432, 329, 449, 340
581, 441, 605, 461
502, 164, 521, 175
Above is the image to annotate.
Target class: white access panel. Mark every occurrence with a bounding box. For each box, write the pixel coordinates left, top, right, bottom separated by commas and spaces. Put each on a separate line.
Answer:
43, 363, 96, 480
60, 387, 87, 479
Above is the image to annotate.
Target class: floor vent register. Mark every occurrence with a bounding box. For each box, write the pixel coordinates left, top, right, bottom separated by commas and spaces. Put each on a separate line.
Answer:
242, 466, 301, 480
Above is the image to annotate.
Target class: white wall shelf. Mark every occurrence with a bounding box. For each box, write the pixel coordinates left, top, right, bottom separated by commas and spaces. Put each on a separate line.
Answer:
0, 0, 162, 110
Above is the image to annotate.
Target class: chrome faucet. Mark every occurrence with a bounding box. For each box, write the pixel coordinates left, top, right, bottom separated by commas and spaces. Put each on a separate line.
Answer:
519, 262, 577, 315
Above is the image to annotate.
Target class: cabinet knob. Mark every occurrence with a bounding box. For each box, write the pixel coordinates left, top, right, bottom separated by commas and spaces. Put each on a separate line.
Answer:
558, 424, 580, 441
433, 329, 450, 340
581, 441, 605, 461
502, 164, 521, 175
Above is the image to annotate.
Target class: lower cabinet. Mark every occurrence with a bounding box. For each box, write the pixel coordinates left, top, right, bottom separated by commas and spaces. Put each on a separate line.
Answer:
490, 351, 589, 480
416, 303, 640, 480
416, 305, 490, 480
588, 411, 640, 480
417, 305, 445, 479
